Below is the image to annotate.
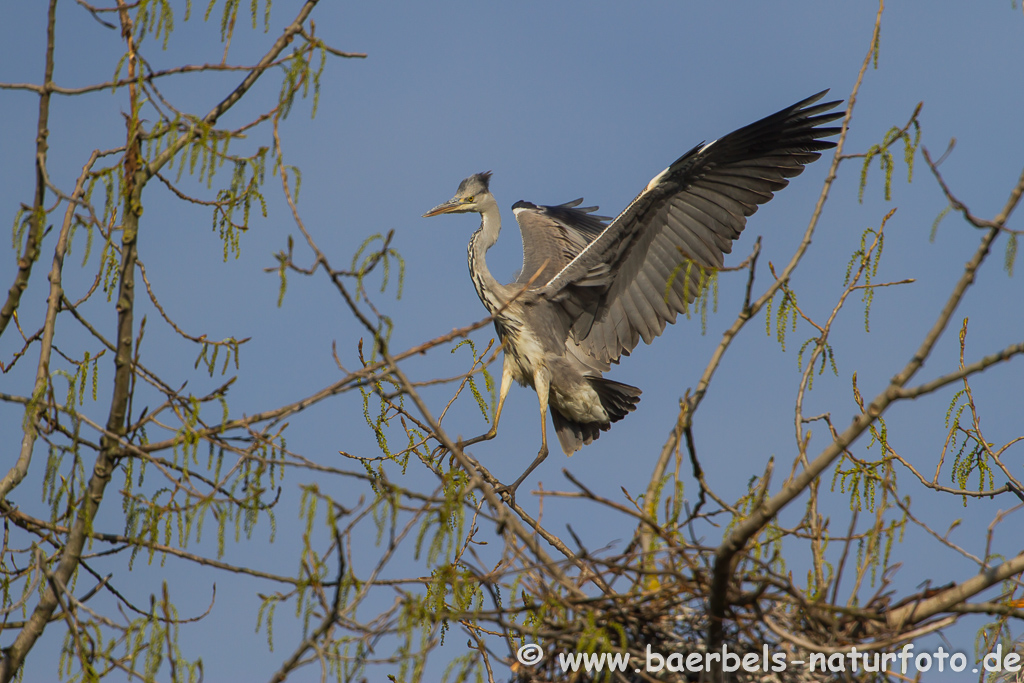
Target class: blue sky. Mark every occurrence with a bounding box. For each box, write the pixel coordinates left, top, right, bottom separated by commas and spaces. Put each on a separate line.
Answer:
2, 2, 1023, 681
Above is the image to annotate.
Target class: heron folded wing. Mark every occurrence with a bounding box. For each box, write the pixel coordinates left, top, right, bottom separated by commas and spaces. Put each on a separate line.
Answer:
542, 90, 844, 366
512, 199, 610, 287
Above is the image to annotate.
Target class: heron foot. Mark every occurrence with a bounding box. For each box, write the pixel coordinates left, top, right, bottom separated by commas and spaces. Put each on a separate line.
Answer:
494, 444, 549, 507
493, 481, 519, 507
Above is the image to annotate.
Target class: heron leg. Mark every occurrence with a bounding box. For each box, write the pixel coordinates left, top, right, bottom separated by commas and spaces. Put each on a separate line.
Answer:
534, 368, 550, 461
487, 355, 514, 439
462, 355, 512, 447
497, 367, 551, 503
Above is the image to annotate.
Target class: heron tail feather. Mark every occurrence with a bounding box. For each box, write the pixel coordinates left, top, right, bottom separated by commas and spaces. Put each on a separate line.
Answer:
590, 377, 641, 424
550, 379, 641, 455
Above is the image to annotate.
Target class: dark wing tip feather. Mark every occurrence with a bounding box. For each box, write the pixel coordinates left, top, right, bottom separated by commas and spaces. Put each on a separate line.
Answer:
658, 92, 844, 183
719, 93, 844, 156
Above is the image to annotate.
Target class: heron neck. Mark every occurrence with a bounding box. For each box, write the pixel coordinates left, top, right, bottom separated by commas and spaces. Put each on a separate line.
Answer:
468, 203, 508, 313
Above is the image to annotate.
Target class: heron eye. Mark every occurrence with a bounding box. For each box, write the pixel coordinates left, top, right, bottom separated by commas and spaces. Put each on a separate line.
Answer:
465, 196, 475, 202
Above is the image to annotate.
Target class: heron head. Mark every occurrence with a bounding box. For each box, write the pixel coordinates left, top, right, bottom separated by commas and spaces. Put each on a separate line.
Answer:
423, 171, 494, 217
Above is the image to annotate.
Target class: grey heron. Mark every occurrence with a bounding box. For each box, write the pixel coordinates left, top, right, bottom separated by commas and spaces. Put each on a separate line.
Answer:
424, 91, 842, 496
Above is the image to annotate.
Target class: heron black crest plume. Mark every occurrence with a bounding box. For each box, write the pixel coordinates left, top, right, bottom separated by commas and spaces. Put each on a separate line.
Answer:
423, 90, 843, 496
459, 171, 491, 193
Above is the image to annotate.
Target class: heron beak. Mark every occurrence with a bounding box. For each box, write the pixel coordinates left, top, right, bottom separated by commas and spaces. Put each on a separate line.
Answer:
422, 199, 463, 217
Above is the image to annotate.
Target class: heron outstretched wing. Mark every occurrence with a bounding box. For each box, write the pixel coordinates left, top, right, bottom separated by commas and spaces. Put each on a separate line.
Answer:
512, 199, 609, 286
541, 90, 844, 366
